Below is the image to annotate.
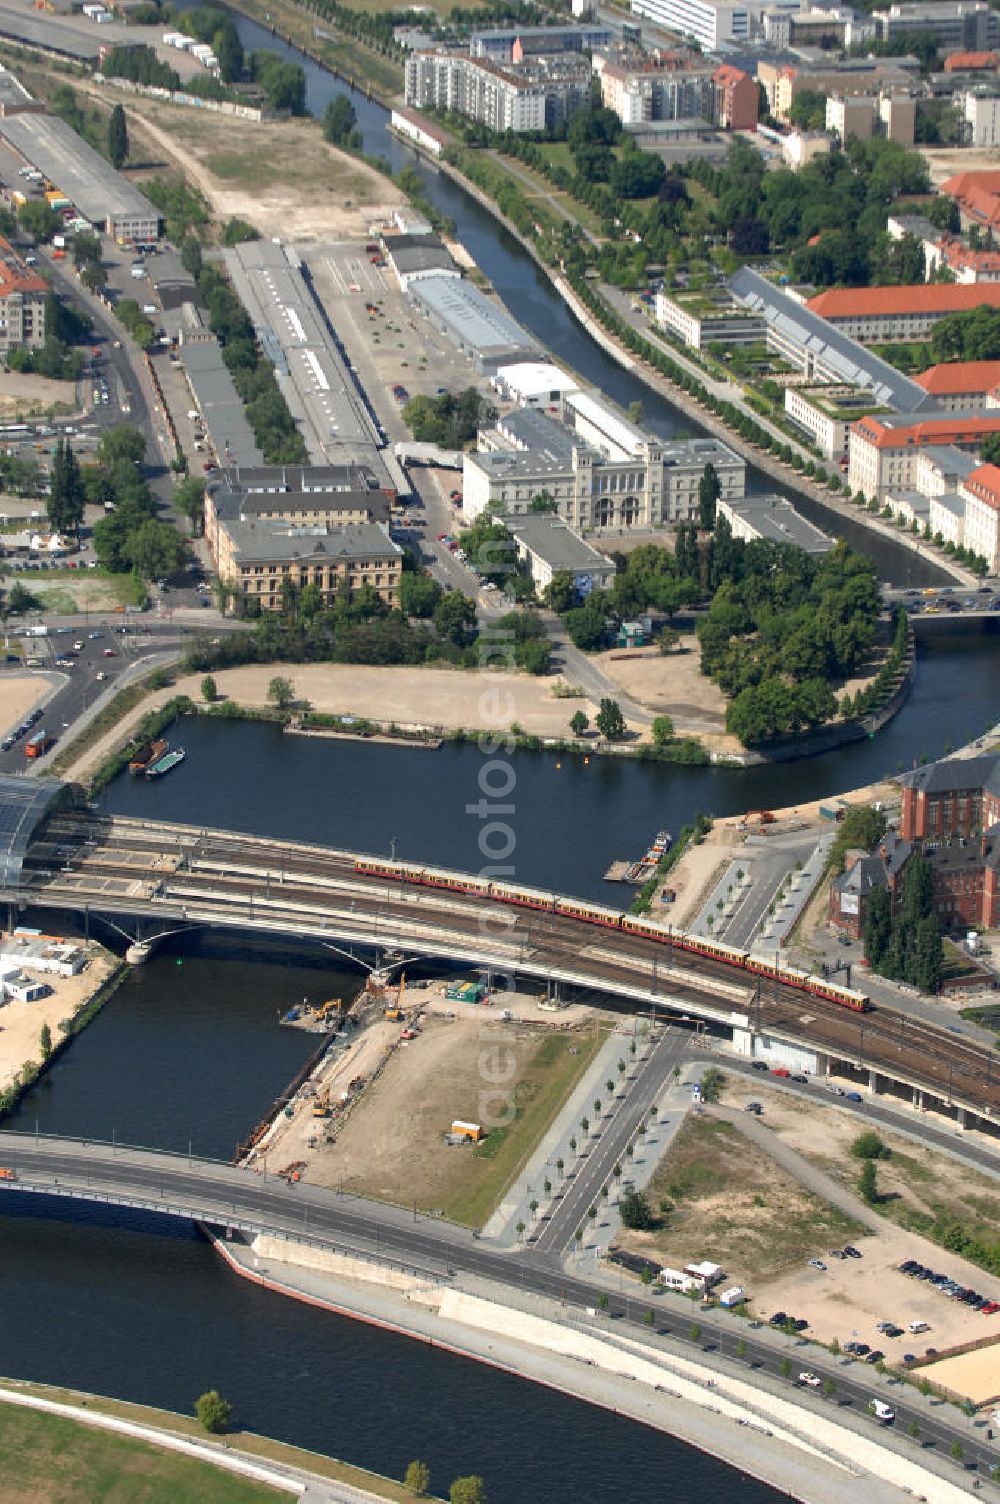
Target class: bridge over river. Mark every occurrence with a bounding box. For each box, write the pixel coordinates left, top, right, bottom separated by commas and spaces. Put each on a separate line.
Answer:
2, 778, 1000, 1131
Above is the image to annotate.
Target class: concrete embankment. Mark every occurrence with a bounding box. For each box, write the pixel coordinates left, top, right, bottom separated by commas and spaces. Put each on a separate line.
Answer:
207, 1231, 975, 1504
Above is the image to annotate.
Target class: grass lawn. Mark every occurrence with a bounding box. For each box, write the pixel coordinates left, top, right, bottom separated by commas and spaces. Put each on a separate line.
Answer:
619, 1115, 865, 1280
0, 1404, 281, 1504
0, 1381, 435, 1502
441, 1026, 608, 1226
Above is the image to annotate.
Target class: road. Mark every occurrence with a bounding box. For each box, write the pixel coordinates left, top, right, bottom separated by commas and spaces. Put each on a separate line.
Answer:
536, 1025, 688, 1255
1, 1132, 998, 1484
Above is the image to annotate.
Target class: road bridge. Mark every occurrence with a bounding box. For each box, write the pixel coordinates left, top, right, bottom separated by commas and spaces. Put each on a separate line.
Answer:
2, 1131, 1000, 1485
3, 784, 1000, 1131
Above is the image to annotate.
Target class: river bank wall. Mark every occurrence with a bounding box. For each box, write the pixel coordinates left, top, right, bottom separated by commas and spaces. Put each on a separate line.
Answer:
207, 1229, 973, 1504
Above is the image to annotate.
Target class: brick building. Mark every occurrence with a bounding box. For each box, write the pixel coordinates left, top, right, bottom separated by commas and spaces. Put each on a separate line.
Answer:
899, 753, 1000, 841
829, 753, 1000, 938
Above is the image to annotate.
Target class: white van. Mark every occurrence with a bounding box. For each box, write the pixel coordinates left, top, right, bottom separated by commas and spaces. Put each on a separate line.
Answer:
907, 1320, 929, 1334
870, 1400, 895, 1423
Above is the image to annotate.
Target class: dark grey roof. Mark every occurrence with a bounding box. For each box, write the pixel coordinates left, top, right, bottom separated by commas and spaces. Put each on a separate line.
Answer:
507, 514, 614, 572
498, 408, 577, 461
0, 775, 78, 887
386, 234, 454, 276
218, 463, 383, 494
225, 520, 402, 564
211, 487, 390, 524
833, 832, 911, 897
898, 752, 1000, 797
729, 267, 934, 413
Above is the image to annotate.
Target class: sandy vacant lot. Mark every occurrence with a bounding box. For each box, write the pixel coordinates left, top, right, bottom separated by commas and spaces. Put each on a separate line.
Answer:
0, 943, 118, 1092
123, 100, 403, 241
0, 370, 76, 416
0, 674, 50, 737
594, 640, 729, 736
721, 1078, 1000, 1359
920, 145, 1000, 188
212, 662, 603, 738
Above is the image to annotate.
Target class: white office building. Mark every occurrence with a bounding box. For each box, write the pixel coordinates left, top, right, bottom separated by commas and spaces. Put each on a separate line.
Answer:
629, 0, 799, 51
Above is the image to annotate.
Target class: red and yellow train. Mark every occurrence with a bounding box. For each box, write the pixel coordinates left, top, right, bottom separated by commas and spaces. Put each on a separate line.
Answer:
353, 857, 872, 1013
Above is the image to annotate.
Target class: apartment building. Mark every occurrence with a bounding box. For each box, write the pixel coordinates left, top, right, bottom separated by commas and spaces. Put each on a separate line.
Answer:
599, 57, 715, 124
405, 49, 591, 132
848, 410, 1000, 499
713, 64, 759, 129
963, 85, 1000, 145
887, 213, 1000, 283
826, 93, 876, 140
469, 24, 612, 60
959, 461, 1000, 569
216, 520, 403, 612
0, 236, 45, 352
756, 57, 916, 120
942, 168, 1000, 233
807, 282, 1000, 341
629, 0, 798, 53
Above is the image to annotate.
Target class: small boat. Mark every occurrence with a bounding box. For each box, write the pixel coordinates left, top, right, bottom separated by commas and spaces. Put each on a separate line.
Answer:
129, 737, 168, 775
146, 747, 186, 779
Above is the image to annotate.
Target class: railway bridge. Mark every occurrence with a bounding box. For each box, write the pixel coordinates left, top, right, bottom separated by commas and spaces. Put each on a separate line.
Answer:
2, 777, 1000, 1131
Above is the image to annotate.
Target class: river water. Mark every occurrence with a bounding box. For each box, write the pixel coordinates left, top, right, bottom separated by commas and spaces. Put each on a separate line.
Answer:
3, 17, 996, 1498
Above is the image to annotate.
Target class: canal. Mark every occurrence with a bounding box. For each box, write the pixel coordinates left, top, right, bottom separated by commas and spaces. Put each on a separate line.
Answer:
198, 0, 951, 586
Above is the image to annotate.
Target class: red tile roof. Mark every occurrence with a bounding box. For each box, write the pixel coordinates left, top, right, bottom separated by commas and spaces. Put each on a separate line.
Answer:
943, 50, 998, 71
965, 463, 1000, 509
808, 283, 1000, 318
942, 171, 1000, 231
853, 413, 1000, 449
914, 359, 1000, 395
0, 236, 45, 299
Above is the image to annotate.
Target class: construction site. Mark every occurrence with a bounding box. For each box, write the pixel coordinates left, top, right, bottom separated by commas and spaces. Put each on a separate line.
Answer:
240, 967, 605, 1224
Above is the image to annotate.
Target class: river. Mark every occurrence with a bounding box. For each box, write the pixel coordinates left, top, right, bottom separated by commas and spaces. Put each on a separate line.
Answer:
2, 18, 994, 1497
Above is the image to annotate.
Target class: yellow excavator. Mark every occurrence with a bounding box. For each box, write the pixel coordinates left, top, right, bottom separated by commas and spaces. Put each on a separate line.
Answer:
384, 972, 406, 1021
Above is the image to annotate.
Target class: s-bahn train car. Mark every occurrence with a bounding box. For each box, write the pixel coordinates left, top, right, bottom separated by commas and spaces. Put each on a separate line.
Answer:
351, 858, 872, 1012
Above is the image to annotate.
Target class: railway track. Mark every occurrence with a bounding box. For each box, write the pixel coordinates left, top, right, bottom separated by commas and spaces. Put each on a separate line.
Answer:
20, 813, 1000, 1119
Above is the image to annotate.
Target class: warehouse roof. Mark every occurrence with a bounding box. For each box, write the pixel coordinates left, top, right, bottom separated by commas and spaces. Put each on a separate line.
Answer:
181, 339, 263, 467
0, 110, 158, 227
384, 233, 454, 277
492, 361, 579, 401
721, 493, 833, 553
408, 272, 538, 365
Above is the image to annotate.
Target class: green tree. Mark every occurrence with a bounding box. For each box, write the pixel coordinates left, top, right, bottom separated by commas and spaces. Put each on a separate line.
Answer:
201, 675, 217, 702
619, 1188, 655, 1230
398, 572, 442, 619
698, 463, 721, 531
18, 200, 60, 242
404, 1460, 431, 1496
433, 591, 477, 647
862, 885, 891, 968
108, 102, 129, 168
47, 438, 85, 534
651, 714, 674, 746
194, 1390, 231, 1433
851, 1131, 887, 1161
39, 1022, 52, 1061
859, 1159, 878, 1205
529, 489, 558, 513
450, 1477, 487, 1504
174, 475, 206, 536
570, 709, 589, 737
596, 697, 626, 741
823, 1377, 836, 1398
323, 94, 358, 146
543, 569, 578, 613
267, 675, 294, 709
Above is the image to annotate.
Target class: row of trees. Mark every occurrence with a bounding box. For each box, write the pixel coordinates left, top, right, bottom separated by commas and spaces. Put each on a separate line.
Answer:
863, 856, 944, 993
89, 426, 189, 581
196, 262, 307, 464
